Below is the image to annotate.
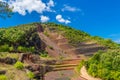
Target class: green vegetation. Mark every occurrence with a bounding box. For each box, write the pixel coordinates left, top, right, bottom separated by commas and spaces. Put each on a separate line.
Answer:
0, 1, 13, 18
0, 52, 19, 59
0, 22, 120, 79
85, 50, 120, 80
14, 61, 24, 70
40, 51, 49, 58
42, 23, 120, 79
44, 31, 49, 37
75, 60, 85, 74
0, 75, 7, 80
0, 23, 42, 53
43, 23, 90, 46
27, 71, 35, 79
43, 23, 120, 48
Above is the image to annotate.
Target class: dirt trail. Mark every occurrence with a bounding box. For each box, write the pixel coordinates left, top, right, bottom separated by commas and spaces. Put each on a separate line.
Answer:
38, 32, 83, 80
38, 32, 79, 59
38, 27, 103, 80
80, 66, 101, 80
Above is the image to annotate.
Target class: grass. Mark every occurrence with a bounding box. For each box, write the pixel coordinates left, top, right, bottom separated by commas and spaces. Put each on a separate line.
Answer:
0, 52, 19, 59
0, 75, 7, 80
0, 63, 29, 80
27, 71, 35, 79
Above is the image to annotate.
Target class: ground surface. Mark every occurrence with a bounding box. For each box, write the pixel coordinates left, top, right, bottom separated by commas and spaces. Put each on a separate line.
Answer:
0, 63, 29, 80
38, 29, 103, 80
80, 66, 101, 80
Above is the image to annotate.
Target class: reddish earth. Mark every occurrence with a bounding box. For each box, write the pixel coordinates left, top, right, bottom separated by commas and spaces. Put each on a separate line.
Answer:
38, 28, 104, 80
44, 59, 86, 80
45, 70, 86, 80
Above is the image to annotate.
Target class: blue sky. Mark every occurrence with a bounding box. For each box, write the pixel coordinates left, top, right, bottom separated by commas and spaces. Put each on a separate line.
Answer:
0, 0, 120, 43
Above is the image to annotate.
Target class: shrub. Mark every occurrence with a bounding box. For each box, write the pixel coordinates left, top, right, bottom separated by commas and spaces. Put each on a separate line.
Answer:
9, 46, 14, 52
85, 50, 120, 80
0, 44, 9, 52
44, 31, 49, 36
14, 61, 24, 69
17, 46, 35, 53
27, 71, 35, 79
0, 75, 7, 80
40, 51, 49, 58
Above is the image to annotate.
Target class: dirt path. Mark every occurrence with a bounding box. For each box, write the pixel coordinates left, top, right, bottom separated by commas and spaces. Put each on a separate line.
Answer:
38, 33, 69, 58
38, 33, 76, 59
80, 66, 101, 80
38, 32, 85, 80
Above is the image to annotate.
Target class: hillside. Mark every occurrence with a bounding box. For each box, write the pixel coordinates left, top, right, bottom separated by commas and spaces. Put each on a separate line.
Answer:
0, 22, 120, 80
0, 23, 45, 53
41, 23, 120, 80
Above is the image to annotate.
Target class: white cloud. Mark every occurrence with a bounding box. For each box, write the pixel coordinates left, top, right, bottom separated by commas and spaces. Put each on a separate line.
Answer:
62, 5, 81, 12
40, 15, 49, 22
114, 39, 120, 43
47, 0, 54, 7
56, 14, 71, 24
8, 0, 55, 15
46, 0, 55, 12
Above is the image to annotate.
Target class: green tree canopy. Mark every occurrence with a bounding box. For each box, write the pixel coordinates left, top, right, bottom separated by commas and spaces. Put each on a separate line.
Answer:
0, 1, 12, 18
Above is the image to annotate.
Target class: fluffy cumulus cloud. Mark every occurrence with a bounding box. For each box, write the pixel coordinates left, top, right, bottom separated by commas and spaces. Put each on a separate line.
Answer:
40, 15, 49, 22
8, 0, 55, 15
56, 14, 71, 24
62, 5, 80, 12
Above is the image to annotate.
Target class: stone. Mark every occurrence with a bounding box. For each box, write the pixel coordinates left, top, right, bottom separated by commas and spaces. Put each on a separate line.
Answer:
0, 70, 6, 74
0, 57, 16, 64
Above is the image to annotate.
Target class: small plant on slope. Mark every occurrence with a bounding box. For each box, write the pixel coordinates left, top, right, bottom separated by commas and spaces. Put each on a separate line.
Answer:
14, 61, 24, 70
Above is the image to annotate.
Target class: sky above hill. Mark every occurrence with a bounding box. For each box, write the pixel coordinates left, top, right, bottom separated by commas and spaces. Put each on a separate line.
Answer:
0, 0, 120, 43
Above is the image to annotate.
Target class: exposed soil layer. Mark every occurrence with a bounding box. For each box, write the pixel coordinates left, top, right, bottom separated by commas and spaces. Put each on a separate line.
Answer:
37, 26, 104, 80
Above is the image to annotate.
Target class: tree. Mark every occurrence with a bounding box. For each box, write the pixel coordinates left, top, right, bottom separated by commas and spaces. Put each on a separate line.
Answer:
0, 1, 12, 18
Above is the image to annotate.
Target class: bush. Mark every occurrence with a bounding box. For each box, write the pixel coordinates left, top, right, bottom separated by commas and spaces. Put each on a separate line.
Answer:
85, 50, 120, 80
0, 44, 9, 52
0, 75, 7, 80
27, 71, 35, 79
17, 46, 35, 53
14, 61, 24, 69
9, 46, 14, 52
40, 51, 49, 58
44, 31, 49, 37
